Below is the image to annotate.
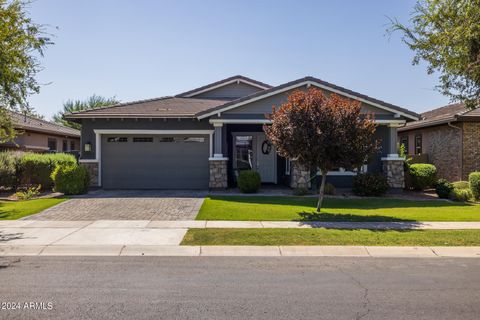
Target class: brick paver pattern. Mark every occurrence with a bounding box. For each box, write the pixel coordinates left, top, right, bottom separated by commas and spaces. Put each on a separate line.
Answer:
26, 190, 206, 221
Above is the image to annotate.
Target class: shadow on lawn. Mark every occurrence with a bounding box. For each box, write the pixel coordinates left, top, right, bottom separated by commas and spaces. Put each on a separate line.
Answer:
209, 195, 473, 210
297, 211, 417, 222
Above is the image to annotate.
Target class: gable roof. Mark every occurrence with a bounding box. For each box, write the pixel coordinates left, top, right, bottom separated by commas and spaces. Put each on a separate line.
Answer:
9, 110, 80, 137
399, 103, 480, 131
196, 76, 420, 120
65, 97, 229, 119
175, 75, 272, 98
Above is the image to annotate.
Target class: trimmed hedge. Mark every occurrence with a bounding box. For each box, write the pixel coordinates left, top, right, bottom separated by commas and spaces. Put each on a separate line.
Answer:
435, 179, 454, 199
469, 172, 480, 200
352, 173, 389, 197
0, 152, 21, 189
449, 188, 473, 202
237, 170, 261, 193
19, 153, 76, 190
51, 164, 89, 195
408, 164, 437, 190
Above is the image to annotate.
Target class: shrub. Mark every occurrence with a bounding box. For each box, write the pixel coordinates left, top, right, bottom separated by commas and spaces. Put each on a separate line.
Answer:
435, 179, 454, 199
408, 163, 437, 190
18, 153, 76, 190
449, 188, 473, 202
14, 185, 41, 200
452, 181, 469, 190
352, 173, 389, 197
324, 182, 335, 195
51, 164, 89, 195
469, 172, 480, 200
293, 187, 309, 196
0, 152, 21, 189
237, 170, 261, 193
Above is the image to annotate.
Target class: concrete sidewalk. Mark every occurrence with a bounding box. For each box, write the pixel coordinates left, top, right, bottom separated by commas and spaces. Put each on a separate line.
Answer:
2, 220, 480, 229
0, 245, 479, 257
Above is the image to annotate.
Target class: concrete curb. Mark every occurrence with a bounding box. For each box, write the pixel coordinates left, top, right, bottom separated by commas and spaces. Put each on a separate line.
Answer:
0, 245, 479, 257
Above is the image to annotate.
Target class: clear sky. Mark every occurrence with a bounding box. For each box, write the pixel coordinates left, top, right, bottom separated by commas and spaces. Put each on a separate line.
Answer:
27, 0, 450, 120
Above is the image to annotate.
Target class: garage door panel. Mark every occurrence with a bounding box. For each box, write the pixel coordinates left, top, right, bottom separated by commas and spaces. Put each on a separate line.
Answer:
102, 134, 209, 189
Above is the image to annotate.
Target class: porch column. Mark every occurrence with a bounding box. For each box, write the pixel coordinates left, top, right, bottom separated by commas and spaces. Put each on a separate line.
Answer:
381, 124, 405, 189
209, 123, 228, 189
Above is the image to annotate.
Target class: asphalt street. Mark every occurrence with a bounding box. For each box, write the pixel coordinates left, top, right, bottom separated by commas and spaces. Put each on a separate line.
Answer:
0, 257, 479, 319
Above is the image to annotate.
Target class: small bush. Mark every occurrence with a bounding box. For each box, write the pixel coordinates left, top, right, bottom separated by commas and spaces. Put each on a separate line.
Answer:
14, 185, 41, 200
51, 164, 89, 195
0, 152, 21, 189
408, 164, 437, 190
352, 173, 389, 197
469, 172, 480, 200
452, 181, 469, 190
19, 153, 76, 190
323, 182, 335, 195
237, 170, 261, 193
435, 179, 454, 199
449, 188, 473, 202
293, 187, 309, 196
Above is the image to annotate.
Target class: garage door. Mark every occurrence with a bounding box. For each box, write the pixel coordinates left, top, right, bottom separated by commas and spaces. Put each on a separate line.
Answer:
101, 134, 210, 189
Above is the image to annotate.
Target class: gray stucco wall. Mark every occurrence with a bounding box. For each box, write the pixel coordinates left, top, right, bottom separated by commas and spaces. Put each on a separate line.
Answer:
80, 118, 213, 159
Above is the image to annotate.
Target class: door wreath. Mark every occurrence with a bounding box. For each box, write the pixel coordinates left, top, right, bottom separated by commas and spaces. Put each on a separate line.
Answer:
261, 140, 272, 155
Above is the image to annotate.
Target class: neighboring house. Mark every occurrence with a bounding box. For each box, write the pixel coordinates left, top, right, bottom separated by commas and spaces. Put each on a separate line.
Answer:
0, 110, 80, 153
65, 75, 419, 190
398, 103, 480, 182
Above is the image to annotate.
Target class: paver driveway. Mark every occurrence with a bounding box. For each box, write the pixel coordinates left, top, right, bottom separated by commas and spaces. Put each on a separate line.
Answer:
26, 190, 206, 221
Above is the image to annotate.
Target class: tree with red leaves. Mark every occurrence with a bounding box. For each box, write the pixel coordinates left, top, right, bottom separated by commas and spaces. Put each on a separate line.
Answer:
264, 88, 379, 211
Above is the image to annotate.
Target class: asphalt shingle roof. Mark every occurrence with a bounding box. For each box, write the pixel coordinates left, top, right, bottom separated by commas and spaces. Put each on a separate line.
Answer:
9, 111, 80, 137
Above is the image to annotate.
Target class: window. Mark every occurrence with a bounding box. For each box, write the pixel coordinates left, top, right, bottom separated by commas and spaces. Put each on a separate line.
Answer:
400, 136, 409, 155
235, 136, 253, 170
70, 141, 76, 151
48, 138, 57, 151
62, 140, 68, 152
107, 137, 128, 142
415, 134, 422, 155
285, 159, 291, 175
133, 137, 153, 143
159, 137, 205, 143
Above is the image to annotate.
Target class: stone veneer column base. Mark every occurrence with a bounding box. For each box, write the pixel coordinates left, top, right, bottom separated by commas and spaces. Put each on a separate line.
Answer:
209, 158, 228, 189
80, 162, 99, 187
290, 161, 311, 189
382, 158, 405, 189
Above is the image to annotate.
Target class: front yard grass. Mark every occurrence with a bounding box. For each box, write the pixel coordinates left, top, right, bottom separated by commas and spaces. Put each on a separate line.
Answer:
0, 198, 66, 220
197, 196, 480, 222
181, 228, 480, 246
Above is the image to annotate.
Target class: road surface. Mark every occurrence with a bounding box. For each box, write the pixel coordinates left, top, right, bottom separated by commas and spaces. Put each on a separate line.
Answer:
0, 257, 479, 319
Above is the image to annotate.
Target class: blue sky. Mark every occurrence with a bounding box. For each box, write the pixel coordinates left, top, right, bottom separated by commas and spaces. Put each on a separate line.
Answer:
27, 0, 450, 120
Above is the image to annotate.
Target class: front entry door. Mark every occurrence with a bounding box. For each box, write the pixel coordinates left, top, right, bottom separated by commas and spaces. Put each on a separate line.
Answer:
233, 132, 276, 183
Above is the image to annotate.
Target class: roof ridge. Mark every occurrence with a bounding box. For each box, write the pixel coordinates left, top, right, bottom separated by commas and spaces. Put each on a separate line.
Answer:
8, 110, 80, 132
175, 75, 272, 97
67, 96, 174, 115
421, 102, 465, 117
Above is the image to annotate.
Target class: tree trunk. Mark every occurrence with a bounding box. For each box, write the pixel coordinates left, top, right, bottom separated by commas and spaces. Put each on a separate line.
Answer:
316, 171, 328, 212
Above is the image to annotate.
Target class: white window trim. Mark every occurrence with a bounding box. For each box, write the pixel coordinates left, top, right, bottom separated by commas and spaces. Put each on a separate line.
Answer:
285, 159, 291, 175
89, 129, 214, 187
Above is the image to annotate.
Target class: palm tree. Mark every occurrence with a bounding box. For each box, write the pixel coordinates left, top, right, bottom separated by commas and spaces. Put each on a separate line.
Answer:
53, 95, 119, 129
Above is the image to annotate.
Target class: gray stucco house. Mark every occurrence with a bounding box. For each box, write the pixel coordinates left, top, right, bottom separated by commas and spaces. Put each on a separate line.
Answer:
65, 75, 419, 190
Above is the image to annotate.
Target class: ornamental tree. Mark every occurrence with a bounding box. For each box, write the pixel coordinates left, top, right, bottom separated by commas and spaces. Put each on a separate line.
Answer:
264, 88, 379, 212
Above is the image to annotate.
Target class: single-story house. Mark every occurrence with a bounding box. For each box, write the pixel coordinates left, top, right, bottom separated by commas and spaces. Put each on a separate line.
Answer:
0, 110, 80, 153
65, 75, 419, 190
398, 103, 480, 181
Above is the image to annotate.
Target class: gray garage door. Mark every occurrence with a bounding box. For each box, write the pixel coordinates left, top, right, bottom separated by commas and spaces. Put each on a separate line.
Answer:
102, 134, 210, 189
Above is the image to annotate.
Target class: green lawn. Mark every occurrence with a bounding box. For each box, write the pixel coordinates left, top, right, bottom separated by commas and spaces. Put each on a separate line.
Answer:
0, 198, 66, 220
181, 228, 480, 246
197, 196, 480, 222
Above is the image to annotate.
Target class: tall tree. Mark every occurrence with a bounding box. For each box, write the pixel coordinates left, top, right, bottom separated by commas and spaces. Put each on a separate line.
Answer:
264, 88, 378, 212
388, 0, 480, 108
0, 0, 52, 142
53, 95, 119, 129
